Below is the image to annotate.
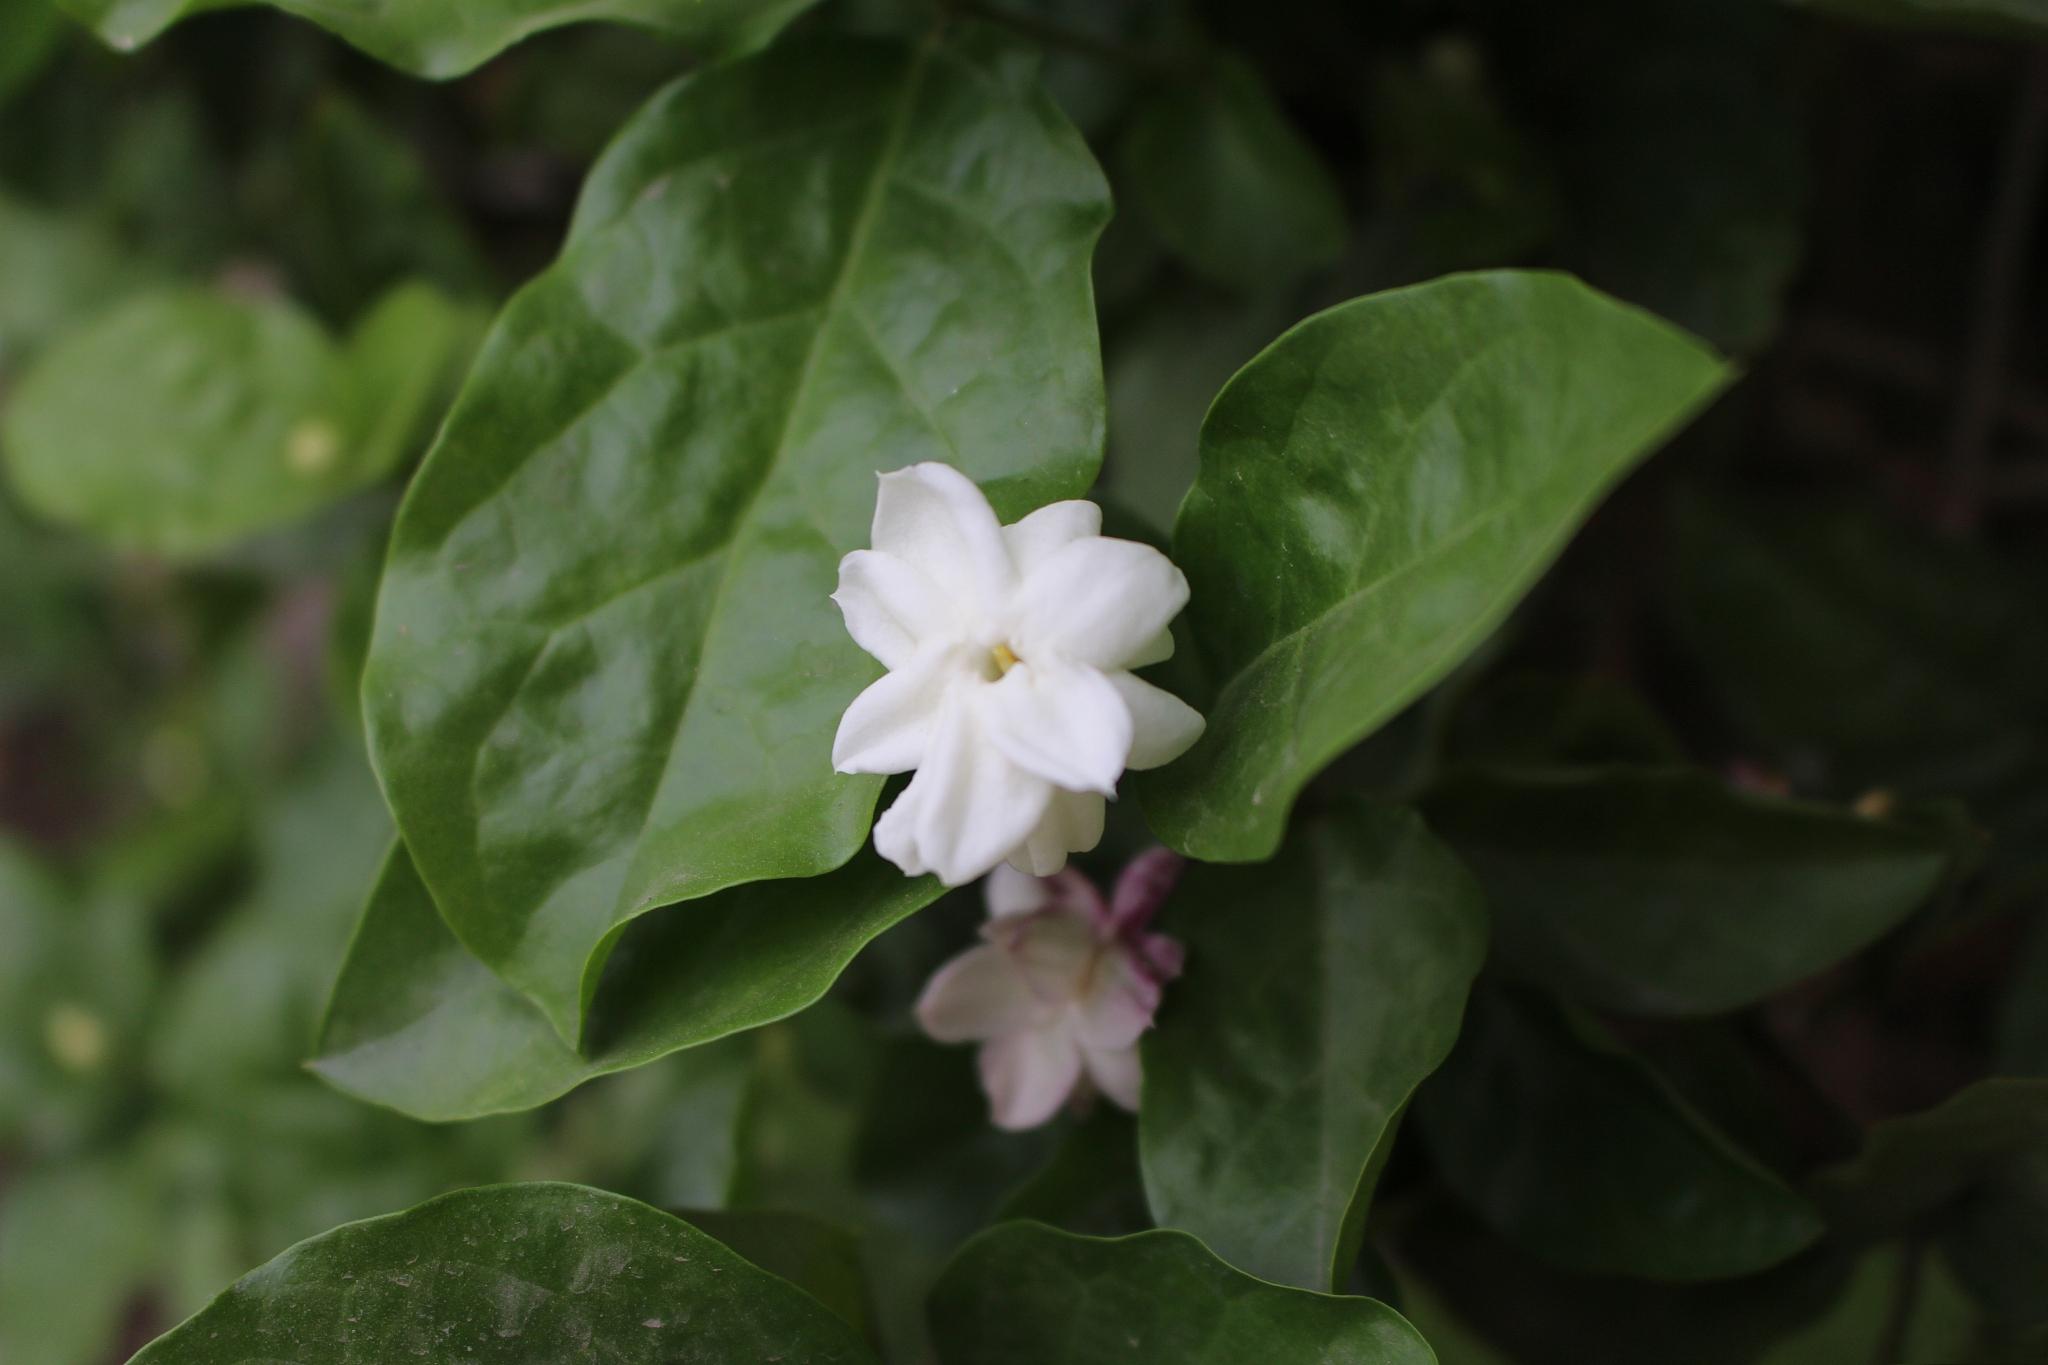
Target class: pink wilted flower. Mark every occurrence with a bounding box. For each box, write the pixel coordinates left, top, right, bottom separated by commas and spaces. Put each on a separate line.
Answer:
915, 849, 1187, 1130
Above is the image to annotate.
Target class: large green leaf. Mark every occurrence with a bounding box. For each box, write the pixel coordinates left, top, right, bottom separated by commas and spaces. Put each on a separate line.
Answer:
1138, 270, 1728, 862
128, 1183, 880, 1364
1416, 986, 1824, 1280
1811, 1079, 2048, 1234
1140, 802, 1487, 1291
2, 282, 473, 558
1419, 766, 1952, 1016
362, 36, 1109, 1041
1119, 54, 1348, 293
928, 1222, 1436, 1365
59, 0, 819, 78
311, 842, 940, 1120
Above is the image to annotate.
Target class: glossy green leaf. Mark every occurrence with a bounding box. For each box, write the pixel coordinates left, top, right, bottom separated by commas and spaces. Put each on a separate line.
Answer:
362, 37, 1110, 1040
59, 0, 820, 78
928, 1222, 1436, 1365
1812, 1079, 2048, 1234
1138, 270, 1729, 862
1141, 802, 1488, 1290
1120, 54, 1347, 292
1416, 986, 1824, 1280
128, 1183, 880, 1364
1419, 766, 1952, 1016
311, 842, 941, 1120
2, 282, 472, 557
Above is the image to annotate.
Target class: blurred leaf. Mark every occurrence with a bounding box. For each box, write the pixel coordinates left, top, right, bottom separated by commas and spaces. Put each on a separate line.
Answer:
1999, 916, 2048, 1075
362, 38, 1109, 1042
0, 1156, 157, 1365
1419, 766, 1952, 1016
929, 1222, 1435, 1364
0, 1, 62, 103
0, 191, 144, 371
1753, 1240, 1982, 1365
1140, 802, 1487, 1291
1417, 986, 1824, 1280
1439, 672, 1684, 767
1811, 1079, 2048, 1234
527, 1039, 753, 1208
680, 1208, 872, 1337
996, 1107, 1151, 1239
128, 1183, 880, 1364
1940, 1152, 2048, 1336
4, 282, 470, 557
1139, 270, 1729, 862
60, 0, 823, 78
1788, 0, 2048, 35
311, 842, 940, 1120
1121, 53, 1347, 292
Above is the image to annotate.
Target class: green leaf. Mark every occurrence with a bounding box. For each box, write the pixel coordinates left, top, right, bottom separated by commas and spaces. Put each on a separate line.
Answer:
362, 37, 1110, 1040
0, 1157, 157, 1365
996, 1107, 1151, 1239
1416, 986, 1824, 1280
1140, 802, 1488, 1291
928, 1222, 1436, 1365
1418, 766, 1952, 1016
311, 842, 940, 1120
1787, 0, 2048, 36
1754, 1241, 1983, 1365
679, 1209, 872, 1338
2, 282, 472, 558
0, 191, 146, 371
1811, 1079, 2048, 1234
59, 0, 822, 78
0, 0, 63, 104
128, 1183, 880, 1364
1138, 270, 1729, 862
1120, 54, 1347, 292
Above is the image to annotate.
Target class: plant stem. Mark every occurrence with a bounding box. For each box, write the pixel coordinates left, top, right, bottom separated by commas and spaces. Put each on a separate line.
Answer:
1940, 49, 2048, 536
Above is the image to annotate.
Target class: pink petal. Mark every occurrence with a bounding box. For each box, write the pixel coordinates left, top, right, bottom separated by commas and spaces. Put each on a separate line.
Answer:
916, 944, 1041, 1043
979, 1026, 1083, 1131
1077, 948, 1162, 1050
1083, 1043, 1142, 1113
1109, 847, 1186, 934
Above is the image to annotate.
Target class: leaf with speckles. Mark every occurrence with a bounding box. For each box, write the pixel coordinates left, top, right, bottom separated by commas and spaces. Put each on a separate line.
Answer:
928, 1222, 1436, 1365
1136, 270, 1728, 862
1139, 802, 1488, 1292
127, 1183, 881, 1364
359, 37, 1110, 1044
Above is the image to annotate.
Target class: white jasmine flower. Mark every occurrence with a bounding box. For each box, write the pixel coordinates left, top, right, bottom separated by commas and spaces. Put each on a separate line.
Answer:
831, 463, 1204, 886
916, 851, 1187, 1130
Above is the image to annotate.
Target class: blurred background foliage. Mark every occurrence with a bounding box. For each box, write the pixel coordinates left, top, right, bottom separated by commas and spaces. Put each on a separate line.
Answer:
1, 0, 2046, 1361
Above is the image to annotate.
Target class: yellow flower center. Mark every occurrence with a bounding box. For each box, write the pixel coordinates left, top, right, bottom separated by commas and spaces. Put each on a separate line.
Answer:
990, 643, 1021, 676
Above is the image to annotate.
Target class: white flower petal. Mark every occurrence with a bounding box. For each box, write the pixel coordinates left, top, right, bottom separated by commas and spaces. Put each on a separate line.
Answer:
1012, 536, 1190, 670
833, 549, 964, 670
886, 690, 1053, 886
1107, 672, 1205, 770
979, 1024, 1082, 1130
831, 648, 961, 775
870, 463, 1017, 621
1002, 500, 1101, 575
916, 944, 1040, 1043
1077, 948, 1162, 1050
1082, 1043, 1142, 1113
984, 863, 1051, 919
1006, 789, 1106, 878
980, 661, 1132, 794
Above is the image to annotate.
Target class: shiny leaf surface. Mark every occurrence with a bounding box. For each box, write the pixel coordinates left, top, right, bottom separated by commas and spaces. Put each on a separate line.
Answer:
1416, 986, 1824, 1280
928, 1222, 1435, 1365
361, 37, 1109, 1039
311, 842, 941, 1120
128, 1183, 880, 1364
1140, 802, 1487, 1290
1139, 270, 1728, 862
1420, 766, 1952, 1016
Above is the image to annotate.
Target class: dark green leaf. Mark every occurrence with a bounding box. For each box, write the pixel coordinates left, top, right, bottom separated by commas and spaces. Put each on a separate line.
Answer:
1416, 986, 1824, 1280
2, 282, 470, 557
59, 0, 821, 78
1419, 766, 1952, 1016
1141, 802, 1488, 1290
1811, 1079, 2048, 1234
1139, 270, 1729, 862
0, 0, 62, 104
929, 1222, 1435, 1365
311, 842, 940, 1120
1120, 54, 1347, 292
362, 37, 1110, 1040
128, 1183, 880, 1364
680, 1208, 872, 1338
1439, 673, 1684, 767
996, 1107, 1152, 1239
1788, 0, 2048, 36
1753, 1241, 1983, 1365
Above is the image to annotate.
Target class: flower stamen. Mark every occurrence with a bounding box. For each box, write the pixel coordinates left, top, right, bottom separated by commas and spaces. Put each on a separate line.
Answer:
990, 643, 1021, 676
